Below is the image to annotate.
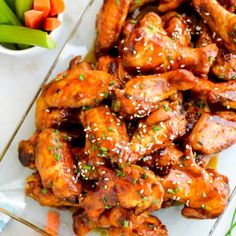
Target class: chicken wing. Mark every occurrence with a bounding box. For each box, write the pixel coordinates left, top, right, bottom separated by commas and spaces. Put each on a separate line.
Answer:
193, 0, 236, 53
192, 78, 236, 109
129, 0, 155, 13
26, 173, 79, 207
122, 12, 218, 75
41, 69, 118, 108
162, 11, 191, 47
80, 106, 130, 165
218, 0, 236, 13
162, 146, 230, 219
157, 0, 189, 13
188, 112, 236, 154
79, 165, 164, 221
113, 70, 197, 118
35, 128, 81, 201
129, 104, 187, 161
73, 208, 168, 236
95, 0, 130, 54
18, 132, 37, 169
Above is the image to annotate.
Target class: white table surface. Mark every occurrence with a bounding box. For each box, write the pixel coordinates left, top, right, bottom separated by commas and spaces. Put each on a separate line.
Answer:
0, 0, 89, 157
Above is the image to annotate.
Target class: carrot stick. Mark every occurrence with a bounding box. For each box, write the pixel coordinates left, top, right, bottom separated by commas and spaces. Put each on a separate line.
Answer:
45, 210, 60, 236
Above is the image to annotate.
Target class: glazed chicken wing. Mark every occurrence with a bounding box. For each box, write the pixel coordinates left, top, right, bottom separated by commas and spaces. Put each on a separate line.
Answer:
193, 0, 236, 53
41, 69, 118, 109
95, 0, 130, 54
73, 208, 168, 236
129, 103, 187, 162
218, 0, 236, 13
26, 173, 79, 207
35, 128, 81, 201
80, 106, 130, 165
122, 12, 218, 75
162, 147, 230, 219
192, 79, 236, 109
158, 0, 189, 13
162, 11, 191, 47
188, 112, 236, 154
79, 166, 163, 221
113, 69, 197, 117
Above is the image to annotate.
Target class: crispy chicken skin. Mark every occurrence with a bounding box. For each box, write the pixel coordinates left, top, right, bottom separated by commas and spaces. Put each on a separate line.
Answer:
95, 0, 130, 54
113, 70, 197, 117
192, 79, 236, 109
129, 104, 187, 161
26, 173, 79, 207
129, 0, 155, 13
35, 128, 81, 201
188, 112, 236, 154
79, 166, 164, 221
41, 69, 118, 108
73, 208, 168, 236
122, 12, 218, 74
193, 0, 236, 53
80, 106, 130, 165
162, 11, 191, 47
35, 96, 81, 130
18, 133, 37, 169
158, 0, 189, 13
162, 147, 230, 219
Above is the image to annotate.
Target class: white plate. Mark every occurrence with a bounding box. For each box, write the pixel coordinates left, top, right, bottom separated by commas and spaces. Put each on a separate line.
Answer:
0, 0, 235, 235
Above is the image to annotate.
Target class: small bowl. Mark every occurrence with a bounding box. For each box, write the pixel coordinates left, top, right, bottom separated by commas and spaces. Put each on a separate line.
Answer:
0, 14, 63, 56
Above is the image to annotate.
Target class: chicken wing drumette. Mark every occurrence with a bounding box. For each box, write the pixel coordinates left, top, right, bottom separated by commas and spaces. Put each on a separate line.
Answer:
122, 12, 218, 75
193, 0, 236, 52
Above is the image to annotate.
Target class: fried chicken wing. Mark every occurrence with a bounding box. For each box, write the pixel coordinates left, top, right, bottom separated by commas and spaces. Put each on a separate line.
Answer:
193, 0, 236, 53
73, 208, 168, 236
129, 0, 155, 13
80, 106, 130, 165
26, 173, 79, 207
69, 56, 93, 70
192, 79, 236, 109
162, 11, 191, 47
18, 133, 37, 169
79, 166, 164, 221
188, 112, 236, 154
158, 0, 188, 13
162, 147, 230, 219
35, 128, 81, 201
129, 104, 187, 161
122, 12, 218, 75
113, 70, 197, 117
95, 0, 130, 54
41, 69, 118, 108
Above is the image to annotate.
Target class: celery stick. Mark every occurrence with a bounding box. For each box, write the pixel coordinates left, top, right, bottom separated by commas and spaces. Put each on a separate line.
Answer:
0, 0, 21, 25
15, 0, 33, 22
4, 0, 16, 11
0, 25, 56, 49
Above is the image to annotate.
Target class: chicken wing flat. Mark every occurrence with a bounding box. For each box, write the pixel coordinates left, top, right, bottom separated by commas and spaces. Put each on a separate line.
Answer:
113, 69, 197, 117
162, 147, 230, 219
79, 166, 164, 221
162, 11, 191, 47
95, 0, 130, 54
192, 79, 236, 109
26, 173, 79, 207
157, 0, 188, 13
73, 208, 168, 236
35, 128, 81, 201
80, 106, 130, 165
129, 104, 187, 161
188, 112, 236, 154
41, 69, 118, 109
122, 12, 218, 74
193, 0, 236, 53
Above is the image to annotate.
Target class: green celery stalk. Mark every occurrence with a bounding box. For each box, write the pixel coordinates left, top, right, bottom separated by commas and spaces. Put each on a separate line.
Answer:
15, 0, 33, 23
0, 0, 21, 25
4, 0, 16, 11
0, 25, 56, 49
